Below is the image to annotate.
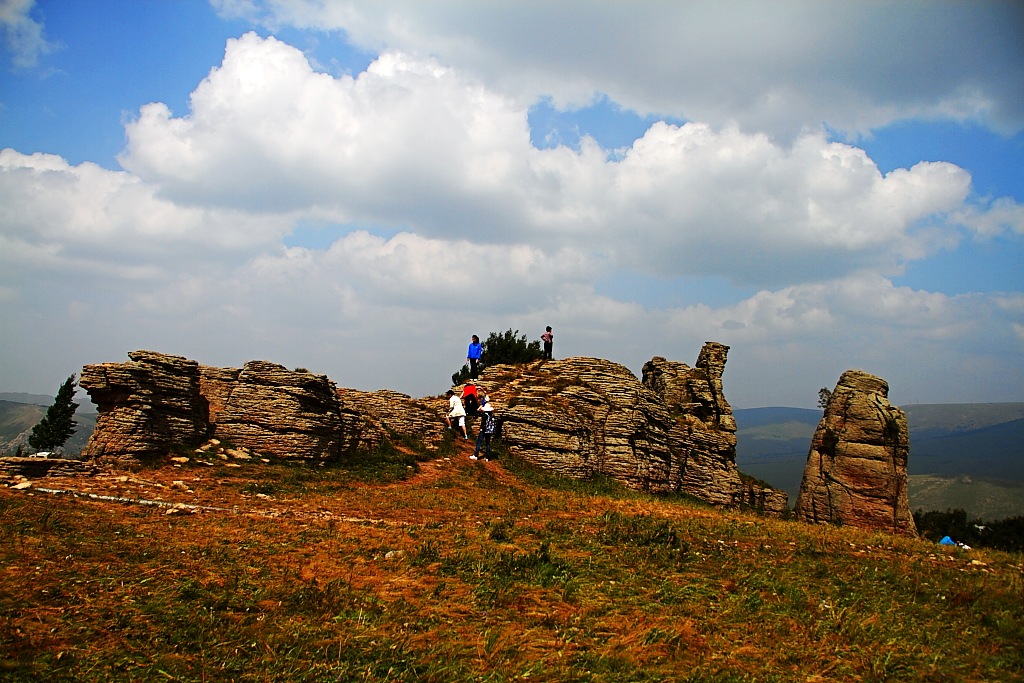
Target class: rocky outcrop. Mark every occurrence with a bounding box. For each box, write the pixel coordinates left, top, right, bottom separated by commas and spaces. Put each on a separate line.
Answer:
0, 457, 96, 478
78, 346, 787, 516
81, 352, 372, 464
477, 342, 786, 513
643, 347, 741, 506
739, 477, 790, 517
793, 370, 916, 536
335, 388, 449, 453
212, 361, 350, 460
80, 351, 209, 465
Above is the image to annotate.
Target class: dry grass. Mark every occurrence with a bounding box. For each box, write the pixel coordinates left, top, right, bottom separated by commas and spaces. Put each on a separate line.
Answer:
1, 437, 1022, 682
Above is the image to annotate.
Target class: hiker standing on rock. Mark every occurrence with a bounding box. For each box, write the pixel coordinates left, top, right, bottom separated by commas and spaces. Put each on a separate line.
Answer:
467, 335, 483, 379
541, 326, 553, 360
445, 390, 468, 440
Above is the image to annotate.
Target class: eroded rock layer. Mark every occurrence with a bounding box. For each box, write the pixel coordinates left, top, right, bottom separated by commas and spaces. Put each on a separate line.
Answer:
78, 346, 788, 516
793, 370, 916, 536
80, 351, 209, 465
476, 342, 786, 513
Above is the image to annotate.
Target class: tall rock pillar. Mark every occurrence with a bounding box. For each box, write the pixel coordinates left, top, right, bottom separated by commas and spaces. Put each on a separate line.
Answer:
794, 370, 916, 536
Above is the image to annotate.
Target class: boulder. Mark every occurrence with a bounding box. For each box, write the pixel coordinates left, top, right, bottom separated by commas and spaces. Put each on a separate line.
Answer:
80, 350, 209, 465
208, 361, 347, 461
793, 370, 916, 536
335, 388, 449, 452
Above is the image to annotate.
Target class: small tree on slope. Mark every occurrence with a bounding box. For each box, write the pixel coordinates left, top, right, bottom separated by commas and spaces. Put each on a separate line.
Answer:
28, 374, 80, 453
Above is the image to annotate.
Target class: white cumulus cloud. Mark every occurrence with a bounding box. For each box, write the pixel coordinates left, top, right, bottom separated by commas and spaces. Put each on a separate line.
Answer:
212, 0, 1024, 137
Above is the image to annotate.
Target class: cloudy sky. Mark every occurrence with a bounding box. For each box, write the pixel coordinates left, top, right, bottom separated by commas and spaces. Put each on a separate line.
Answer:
2, 0, 1022, 408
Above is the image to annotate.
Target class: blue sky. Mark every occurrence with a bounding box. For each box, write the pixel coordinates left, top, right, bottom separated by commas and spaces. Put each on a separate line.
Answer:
1, 0, 1022, 408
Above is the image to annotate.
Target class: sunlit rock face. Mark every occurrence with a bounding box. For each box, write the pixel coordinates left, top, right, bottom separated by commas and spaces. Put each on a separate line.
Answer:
80, 350, 209, 465
480, 342, 787, 515
794, 370, 917, 536
78, 345, 789, 517
82, 351, 357, 464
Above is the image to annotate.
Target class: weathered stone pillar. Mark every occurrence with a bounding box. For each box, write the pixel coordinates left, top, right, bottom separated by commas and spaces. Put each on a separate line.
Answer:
794, 370, 916, 536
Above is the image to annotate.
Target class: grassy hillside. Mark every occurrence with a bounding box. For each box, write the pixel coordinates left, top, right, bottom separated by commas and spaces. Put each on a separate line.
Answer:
904, 403, 1024, 439
908, 475, 1024, 521
1, 439, 1021, 682
0, 401, 47, 443
910, 418, 1024, 481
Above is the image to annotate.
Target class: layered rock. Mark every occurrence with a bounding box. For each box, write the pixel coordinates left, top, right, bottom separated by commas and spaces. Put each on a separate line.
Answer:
81, 352, 372, 464
212, 361, 349, 460
335, 388, 449, 453
477, 342, 786, 513
78, 346, 788, 516
80, 351, 209, 465
0, 457, 96, 478
793, 370, 916, 536
739, 478, 790, 517
643, 347, 741, 506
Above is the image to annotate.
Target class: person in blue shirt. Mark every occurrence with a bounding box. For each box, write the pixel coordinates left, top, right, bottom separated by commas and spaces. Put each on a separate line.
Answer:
467, 334, 483, 379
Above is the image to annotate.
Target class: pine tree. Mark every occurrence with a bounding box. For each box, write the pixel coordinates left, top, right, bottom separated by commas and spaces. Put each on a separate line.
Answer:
28, 374, 80, 453
817, 387, 832, 410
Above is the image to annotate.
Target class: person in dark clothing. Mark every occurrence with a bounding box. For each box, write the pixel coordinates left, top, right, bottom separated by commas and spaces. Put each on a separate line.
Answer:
541, 326, 553, 360
472, 394, 496, 461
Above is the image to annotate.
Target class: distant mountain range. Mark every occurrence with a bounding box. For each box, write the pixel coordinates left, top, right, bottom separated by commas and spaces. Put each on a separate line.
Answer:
735, 403, 1024, 520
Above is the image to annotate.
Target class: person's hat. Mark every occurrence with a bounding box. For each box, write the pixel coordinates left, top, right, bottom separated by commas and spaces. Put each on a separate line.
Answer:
481, 402, 494, 412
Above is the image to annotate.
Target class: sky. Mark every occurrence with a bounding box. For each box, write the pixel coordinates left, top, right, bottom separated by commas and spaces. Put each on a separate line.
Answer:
1, 0, 1023, 409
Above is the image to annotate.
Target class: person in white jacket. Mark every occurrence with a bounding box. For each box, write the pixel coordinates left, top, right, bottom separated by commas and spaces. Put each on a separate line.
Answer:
445, 389, 468, 439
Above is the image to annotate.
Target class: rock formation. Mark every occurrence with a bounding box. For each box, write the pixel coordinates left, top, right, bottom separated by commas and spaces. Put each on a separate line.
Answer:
81, 350, 450, 466
211, 360, 349, 461
477, 342, 787, 514
80, 351, 209, 465
334, 388, 449, 452
793, 370, 916, 536
81, 352, 366, 464
78, 346, 788, 516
